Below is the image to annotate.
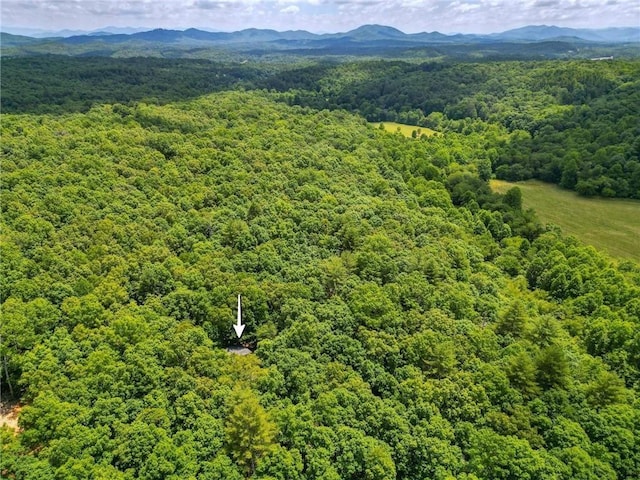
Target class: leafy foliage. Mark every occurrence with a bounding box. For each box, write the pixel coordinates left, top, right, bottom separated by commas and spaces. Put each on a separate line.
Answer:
266, 59, 640, 198
4, 56, 638, 197
1, 91, 639, 479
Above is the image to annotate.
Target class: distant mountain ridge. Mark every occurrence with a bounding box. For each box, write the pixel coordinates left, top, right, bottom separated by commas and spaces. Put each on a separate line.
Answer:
1, 26, 149, 37
2, 24, 638, 59
3, 23, 639, 44
493, 25, 640, 42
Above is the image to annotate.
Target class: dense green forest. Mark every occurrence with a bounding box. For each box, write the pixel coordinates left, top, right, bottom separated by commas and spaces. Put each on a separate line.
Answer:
3, 56, 639, 198
0, 56, 264, 114
2, 91, 639, 479
267, 60, 640, 198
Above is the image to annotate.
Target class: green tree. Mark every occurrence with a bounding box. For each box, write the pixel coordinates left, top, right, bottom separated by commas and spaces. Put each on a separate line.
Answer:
536, 345, 570, 390
496, 300, 528, 340
333, 426, 396, 480
225, 388, 277, 477
585, 370, 626, 407
467, 428, 558, 479
503, 187, 523, 210
506, 350, 541, 398
406, 329, 457, 378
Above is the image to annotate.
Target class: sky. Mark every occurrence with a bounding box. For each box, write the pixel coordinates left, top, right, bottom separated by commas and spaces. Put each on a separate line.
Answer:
2, 0, 639, 35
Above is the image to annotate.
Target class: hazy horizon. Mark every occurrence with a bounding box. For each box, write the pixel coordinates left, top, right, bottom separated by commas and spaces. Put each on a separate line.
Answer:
2, 0, 639, 37
3, 23, 640, 39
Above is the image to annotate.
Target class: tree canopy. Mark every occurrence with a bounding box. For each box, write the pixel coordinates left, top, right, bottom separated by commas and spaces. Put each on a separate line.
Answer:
1, 88, 639, 479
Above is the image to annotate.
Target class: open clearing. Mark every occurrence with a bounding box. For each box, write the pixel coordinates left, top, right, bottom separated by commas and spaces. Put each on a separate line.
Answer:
374, 122, 438, 138
491, 179, 640, 263
1, 402, 21, 433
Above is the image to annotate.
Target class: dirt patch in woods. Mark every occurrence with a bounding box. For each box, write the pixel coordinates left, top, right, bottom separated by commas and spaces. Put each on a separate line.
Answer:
0, 401, 22, 433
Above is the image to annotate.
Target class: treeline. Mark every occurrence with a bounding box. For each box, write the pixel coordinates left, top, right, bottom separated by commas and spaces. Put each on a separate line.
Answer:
494, 78, 640, 198
2, 92, 639, 479
0, 56, 262, 114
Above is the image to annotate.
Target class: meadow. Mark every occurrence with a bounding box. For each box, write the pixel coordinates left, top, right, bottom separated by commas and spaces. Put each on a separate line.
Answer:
375, 122, 438, 138
491, 179, 640, 263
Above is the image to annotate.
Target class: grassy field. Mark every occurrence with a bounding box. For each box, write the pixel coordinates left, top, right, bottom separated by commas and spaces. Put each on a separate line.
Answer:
374, 122, 438, 138
490, 180, 640, 263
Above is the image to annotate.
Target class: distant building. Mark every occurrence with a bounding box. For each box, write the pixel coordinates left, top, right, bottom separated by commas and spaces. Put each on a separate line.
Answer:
590, 56, 614, 61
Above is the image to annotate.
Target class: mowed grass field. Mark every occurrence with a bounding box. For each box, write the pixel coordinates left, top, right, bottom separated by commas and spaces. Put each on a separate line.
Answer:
491, 180, 640, 263
375, 122, 438, 138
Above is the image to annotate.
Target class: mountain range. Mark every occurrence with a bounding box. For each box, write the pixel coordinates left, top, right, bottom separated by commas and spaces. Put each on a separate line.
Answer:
2, 24, 638, 58
3, 24, 639, 44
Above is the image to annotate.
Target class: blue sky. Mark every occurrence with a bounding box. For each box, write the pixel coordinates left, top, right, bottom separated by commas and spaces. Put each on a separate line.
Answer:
2, 0, 639, 35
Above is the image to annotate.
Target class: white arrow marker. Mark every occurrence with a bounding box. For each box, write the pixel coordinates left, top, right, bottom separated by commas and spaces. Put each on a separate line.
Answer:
233, 294, 245, 338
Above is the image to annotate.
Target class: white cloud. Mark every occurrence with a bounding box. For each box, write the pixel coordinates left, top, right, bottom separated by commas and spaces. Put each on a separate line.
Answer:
280, 4, 300, 13
1, 0, 638, 34
454, 2, 481, 13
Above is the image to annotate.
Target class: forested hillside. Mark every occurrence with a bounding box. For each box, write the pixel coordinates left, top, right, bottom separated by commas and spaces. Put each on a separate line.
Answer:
2, 92, 639, 479
0, 56, 263, 114
3, 56, 639, 198
268, 60, 640, 198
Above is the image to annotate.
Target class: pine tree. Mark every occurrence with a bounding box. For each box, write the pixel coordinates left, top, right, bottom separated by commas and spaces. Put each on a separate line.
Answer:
225, 388, 277, 477
536, 345, 570, 390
